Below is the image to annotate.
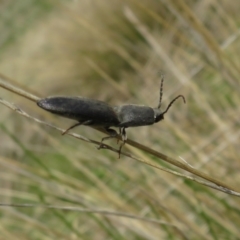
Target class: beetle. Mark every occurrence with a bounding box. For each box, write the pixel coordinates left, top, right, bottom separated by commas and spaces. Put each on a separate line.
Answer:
37, 75, 185, 155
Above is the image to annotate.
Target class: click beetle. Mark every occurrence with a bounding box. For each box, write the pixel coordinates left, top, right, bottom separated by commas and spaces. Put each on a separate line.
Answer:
37, 75, 185, 155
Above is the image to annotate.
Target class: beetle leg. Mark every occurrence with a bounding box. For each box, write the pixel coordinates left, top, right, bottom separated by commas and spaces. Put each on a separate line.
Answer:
98, 128, 118, 149
118, 127, 127, 158
121, 127, 127, 141
62, 120, 92, 135
117, 128, 122, 144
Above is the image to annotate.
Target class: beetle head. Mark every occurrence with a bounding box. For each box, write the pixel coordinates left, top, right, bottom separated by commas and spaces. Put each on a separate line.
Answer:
154, 95, 185, 123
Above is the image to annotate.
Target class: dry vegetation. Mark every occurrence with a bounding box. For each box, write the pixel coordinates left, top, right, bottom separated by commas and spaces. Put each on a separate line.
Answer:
0, 0, 240, 239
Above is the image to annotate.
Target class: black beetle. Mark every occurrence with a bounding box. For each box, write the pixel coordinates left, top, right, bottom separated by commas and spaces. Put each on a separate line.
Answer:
37, 75, 185, 155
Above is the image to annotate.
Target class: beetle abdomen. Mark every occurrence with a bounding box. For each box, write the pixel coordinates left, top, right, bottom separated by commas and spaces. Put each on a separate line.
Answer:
37, 96, 120, 126
114, 105, 155, 127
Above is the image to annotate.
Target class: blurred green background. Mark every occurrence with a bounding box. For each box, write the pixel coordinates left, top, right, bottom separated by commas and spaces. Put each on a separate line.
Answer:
0, 0, 240, 239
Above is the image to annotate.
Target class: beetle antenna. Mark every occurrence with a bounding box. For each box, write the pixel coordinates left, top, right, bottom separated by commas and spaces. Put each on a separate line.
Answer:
157, 73, 164, 109
162, 95, 186, 116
